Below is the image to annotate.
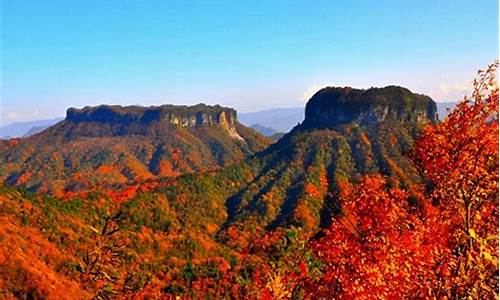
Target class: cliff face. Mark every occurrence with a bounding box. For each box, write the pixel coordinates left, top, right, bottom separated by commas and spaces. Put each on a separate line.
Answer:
302, 86, 437, 129
60, 104, 242, 139
66, 104, 237, 129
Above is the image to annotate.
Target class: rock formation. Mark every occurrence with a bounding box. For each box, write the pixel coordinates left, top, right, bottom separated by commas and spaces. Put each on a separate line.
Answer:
61, 104, 241, 138
302, 86, 437, 129
67, 103, 237, 128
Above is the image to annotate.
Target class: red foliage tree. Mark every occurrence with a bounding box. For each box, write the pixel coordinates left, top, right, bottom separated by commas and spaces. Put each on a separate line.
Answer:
414, 61, 499, 297
305, 62, 499, 299
306, 175, 453, 299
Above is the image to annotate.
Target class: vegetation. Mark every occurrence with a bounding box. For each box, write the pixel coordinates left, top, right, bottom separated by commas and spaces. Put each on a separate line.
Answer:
0, 104, 270, 195
0, 63, 497, 298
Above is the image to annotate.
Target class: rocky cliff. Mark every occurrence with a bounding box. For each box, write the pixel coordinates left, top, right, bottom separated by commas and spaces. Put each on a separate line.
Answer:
302, 86, 437, 129
59, 104, 242, 139
66, 103, 237, 129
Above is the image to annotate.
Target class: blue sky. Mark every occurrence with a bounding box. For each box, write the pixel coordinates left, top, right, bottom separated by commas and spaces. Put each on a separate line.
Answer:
1, 0, 498, 125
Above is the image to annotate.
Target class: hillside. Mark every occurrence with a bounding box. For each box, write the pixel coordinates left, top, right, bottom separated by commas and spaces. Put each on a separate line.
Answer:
0, 104, 270, 195
0, 85, 440, 298
173, 86, 438, 234
0, 78, 497, 298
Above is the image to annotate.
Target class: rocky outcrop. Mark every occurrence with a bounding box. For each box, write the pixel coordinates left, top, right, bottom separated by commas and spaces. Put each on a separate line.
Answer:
66, 103, 238, 129
61, 103, 244, 139
302, 86, 437, 129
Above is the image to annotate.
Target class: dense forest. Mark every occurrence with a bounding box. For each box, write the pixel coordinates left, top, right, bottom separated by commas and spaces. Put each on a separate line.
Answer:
0, 63, 498, 299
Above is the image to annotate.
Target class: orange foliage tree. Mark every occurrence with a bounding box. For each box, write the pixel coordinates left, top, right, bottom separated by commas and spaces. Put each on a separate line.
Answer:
304, 62, 499, 299
414, 61, 499, 297
305, 175, 453, 298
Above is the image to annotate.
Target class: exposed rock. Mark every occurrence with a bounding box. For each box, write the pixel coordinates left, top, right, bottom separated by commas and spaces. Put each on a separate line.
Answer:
66, 103, 238, 129
302, 86, 437, 129
62, 103, 242, 139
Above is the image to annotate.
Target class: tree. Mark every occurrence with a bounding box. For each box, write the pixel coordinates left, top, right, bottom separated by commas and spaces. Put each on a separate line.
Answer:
414, 61, 499, 297
306, 175, 452, 299
306, 62, 499, 299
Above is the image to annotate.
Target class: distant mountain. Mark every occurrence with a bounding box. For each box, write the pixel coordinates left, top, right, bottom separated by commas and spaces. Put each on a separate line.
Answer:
269, 132, 285, 141
0, 117, 63, 138
239, 107, 304, 133
0, 104, 270, 195
436, 101, 458, 120
23, 124, 53, 137
250, 123, 277, 136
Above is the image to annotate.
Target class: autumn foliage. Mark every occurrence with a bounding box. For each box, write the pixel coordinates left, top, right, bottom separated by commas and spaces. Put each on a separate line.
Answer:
414, 61, 499, 297
0, 63, 498, 298
306, 61, 499, 298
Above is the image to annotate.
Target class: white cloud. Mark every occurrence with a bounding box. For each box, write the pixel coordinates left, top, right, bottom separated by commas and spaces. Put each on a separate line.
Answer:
0, 112, 21, 126
1, 110, 46, 126
300, 80, 475, 104
7, 112, 21, 121
436, 81, 472, 100
299, 83, 335, 103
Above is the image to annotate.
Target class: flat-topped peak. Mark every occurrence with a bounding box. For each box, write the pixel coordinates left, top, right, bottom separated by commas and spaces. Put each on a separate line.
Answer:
302, 85, 437, 129
65, 103, 237, 128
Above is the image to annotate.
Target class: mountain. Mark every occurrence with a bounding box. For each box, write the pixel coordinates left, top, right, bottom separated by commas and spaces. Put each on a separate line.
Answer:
166, 86, 438, 234
250, 124, 278, 136
0, 117, 63, 138
239, 107, 304, 133
0, 86, 440, 298
0, 104, 270, 195
23, 125, 54, 137
0, 101, 454, 141
269, 132, 285, 141
238, 101, 455, 136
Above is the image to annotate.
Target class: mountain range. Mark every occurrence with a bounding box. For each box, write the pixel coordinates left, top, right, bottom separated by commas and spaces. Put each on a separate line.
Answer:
238, 107, 304, 133
0, 101, 456, 139
0, 117, 64, 138
3, 85, 486, 299
1, 85, 438, 230
0, 85, 446, 298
